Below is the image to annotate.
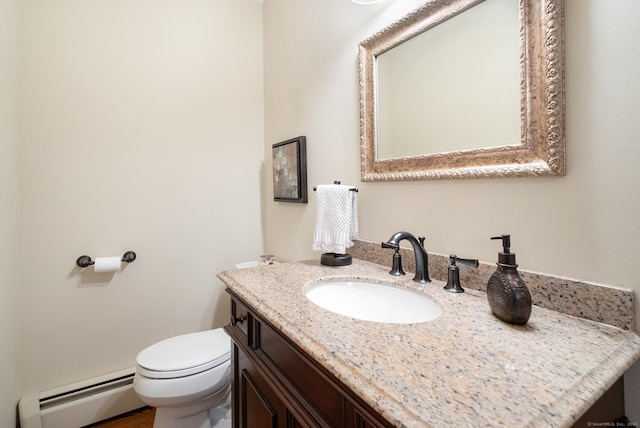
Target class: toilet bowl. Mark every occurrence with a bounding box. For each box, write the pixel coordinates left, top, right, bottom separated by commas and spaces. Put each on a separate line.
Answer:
133, 328, 232, 428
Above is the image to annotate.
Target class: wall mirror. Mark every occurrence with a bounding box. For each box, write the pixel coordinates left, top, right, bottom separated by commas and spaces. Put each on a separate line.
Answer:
359, 0, 564, 181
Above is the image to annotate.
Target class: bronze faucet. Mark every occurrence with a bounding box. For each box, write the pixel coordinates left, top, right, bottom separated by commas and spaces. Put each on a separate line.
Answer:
382, 231, 431, 283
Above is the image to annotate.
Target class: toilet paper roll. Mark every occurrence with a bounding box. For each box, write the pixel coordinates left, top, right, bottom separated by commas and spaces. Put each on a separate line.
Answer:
94, 256, 122, 273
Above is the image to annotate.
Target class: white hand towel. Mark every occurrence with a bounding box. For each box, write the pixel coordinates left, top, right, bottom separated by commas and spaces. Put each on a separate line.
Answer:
312, 185, 358, 254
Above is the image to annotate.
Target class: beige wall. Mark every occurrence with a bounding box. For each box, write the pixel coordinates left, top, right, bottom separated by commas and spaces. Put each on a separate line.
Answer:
263, 0, 640, 421
19, 0, 264, 394
7, 0, 639, 423
0, 0, 20, 425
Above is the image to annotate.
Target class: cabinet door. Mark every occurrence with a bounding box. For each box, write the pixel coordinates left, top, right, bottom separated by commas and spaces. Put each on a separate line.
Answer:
226, 292, 393, 428
234, 342, 303, 428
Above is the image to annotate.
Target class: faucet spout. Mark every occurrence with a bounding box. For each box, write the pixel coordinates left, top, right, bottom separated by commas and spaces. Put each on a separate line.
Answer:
384, 231, 431, 283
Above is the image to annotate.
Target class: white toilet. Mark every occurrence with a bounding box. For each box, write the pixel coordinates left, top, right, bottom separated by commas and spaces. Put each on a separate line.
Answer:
133, 328, 232, 428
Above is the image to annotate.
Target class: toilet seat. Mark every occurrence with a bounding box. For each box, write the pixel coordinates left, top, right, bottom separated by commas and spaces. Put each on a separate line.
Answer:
136, 329, 230, 379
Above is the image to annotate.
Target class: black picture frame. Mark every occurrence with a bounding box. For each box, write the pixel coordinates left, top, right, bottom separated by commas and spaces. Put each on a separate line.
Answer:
272, 136, 308, 203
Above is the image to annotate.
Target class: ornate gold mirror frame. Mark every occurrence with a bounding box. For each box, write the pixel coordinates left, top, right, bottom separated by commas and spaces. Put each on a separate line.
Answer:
359, 0, 565, 181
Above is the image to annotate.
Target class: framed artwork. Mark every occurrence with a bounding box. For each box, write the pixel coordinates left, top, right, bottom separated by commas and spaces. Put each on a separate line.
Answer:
272, 136, 308, 203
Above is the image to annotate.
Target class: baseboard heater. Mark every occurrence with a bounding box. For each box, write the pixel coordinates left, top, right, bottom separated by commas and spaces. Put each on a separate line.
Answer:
18, 368, 146, 428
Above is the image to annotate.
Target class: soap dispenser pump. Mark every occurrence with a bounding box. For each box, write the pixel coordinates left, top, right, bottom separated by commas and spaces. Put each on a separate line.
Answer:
487, 234, 532, 325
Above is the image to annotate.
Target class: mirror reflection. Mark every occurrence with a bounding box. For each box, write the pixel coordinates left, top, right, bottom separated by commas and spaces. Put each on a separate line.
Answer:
359, 0, 565, 180
376, 0, 520, 159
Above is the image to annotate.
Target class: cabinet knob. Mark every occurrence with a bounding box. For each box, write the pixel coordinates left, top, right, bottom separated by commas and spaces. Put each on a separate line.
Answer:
230, 314, 246, 326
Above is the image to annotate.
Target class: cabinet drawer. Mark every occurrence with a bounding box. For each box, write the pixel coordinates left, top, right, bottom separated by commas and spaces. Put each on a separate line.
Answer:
230, 298, 251, 344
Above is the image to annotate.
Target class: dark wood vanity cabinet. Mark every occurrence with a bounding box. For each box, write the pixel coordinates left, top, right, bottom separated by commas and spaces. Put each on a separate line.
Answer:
225, 291, 393, 428
224, 290, 629, 427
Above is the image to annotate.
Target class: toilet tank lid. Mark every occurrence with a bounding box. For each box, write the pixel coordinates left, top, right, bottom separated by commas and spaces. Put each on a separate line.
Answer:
136, 328, 230, 373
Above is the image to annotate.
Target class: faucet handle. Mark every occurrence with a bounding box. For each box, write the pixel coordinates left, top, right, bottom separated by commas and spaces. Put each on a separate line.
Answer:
389, 246, 405, 276
382, 241, 405, 276
454, 256, 479, 268
381, 241, 399, 250
443, 255, 479, 293
418, 236, 425, 248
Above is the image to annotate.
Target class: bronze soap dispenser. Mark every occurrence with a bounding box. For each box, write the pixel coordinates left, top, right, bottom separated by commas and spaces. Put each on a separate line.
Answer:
487, 234, 532, 325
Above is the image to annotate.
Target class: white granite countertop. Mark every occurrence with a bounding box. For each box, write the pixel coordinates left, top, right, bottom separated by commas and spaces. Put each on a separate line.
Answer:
217, 258, 640, 428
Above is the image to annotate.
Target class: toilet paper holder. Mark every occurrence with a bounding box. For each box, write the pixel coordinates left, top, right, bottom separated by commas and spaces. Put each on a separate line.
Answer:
76, 251, 137, 268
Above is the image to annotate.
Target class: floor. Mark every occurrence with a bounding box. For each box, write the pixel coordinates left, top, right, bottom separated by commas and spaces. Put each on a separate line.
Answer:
85, 407, 155, 428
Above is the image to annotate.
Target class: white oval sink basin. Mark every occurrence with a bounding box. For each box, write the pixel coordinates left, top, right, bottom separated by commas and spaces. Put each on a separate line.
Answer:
305, 281, 442, 324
